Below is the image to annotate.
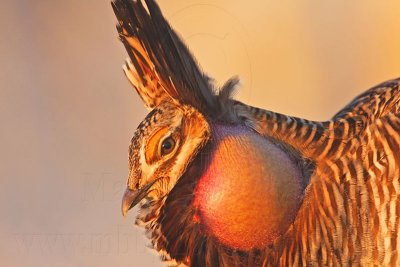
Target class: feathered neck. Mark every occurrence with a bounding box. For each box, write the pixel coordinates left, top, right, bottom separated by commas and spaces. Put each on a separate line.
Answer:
135, 123, 312, 266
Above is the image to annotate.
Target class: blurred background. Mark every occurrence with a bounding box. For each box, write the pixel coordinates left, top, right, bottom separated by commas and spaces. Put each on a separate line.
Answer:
1, 0, 399, 266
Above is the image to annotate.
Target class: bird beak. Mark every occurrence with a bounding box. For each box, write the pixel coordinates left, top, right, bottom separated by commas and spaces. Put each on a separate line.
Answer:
121, 179, 158, 216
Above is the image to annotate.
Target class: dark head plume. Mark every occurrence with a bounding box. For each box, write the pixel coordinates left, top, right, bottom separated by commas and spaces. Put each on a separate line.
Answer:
112, 0, 239, 118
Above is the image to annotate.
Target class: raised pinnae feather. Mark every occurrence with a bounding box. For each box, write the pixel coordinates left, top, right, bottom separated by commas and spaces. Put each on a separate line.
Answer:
112, 0, 238, 115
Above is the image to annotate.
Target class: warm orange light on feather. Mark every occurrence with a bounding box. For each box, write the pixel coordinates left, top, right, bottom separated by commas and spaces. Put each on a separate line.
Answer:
193, 124, 303, 250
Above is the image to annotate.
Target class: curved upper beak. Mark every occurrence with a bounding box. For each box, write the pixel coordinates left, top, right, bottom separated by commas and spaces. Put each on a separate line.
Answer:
121, 179, 158, 216
121, 188, 143, 216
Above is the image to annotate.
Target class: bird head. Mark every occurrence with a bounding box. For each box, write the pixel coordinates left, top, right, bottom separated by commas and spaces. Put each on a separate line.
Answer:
122, 101, 211, 216
113, 0, 242, 216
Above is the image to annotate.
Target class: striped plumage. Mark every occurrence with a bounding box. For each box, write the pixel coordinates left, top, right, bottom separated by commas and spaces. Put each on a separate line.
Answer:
237, 79, 400, 265
112, 0, 400, 266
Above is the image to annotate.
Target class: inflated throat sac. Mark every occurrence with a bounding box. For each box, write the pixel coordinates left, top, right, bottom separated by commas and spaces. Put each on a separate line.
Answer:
193, 124, 303, 250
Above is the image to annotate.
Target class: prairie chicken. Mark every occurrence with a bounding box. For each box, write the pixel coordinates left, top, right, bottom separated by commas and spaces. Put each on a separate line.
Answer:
112, 0, 400, 266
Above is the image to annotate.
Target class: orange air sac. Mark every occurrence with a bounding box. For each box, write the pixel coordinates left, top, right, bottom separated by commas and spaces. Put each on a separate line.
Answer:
193, 124, 303, 250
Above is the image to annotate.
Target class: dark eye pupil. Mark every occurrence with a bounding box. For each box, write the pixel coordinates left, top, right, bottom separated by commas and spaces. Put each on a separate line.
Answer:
161, 138, 175, 155
163, 140, 172, 150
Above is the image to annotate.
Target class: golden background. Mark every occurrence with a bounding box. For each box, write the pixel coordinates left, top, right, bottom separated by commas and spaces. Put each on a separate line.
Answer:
1, 1, 399, 266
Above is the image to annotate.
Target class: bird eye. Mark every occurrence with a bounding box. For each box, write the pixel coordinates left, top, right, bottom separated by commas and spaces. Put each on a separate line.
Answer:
160, 137, 175, 156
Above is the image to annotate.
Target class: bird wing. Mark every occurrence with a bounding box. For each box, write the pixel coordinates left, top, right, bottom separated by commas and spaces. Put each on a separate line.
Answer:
333, 78, 400, 121
112, 0, 217, 111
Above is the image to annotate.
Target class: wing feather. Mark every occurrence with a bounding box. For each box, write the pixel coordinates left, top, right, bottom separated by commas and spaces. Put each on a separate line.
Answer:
333, 78, 400, 121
